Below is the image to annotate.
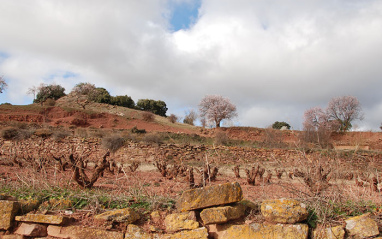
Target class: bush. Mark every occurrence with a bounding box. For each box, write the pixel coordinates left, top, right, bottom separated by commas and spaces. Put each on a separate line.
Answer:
214, 131, 229, 145
136, 99, 168, 117
168, 114, 178, 123
272, 121, 291, 130
1, 127, 19, 140
143, 133, 163, 144
53, 130, 71, 141
142, 112, 155, 122
34, 128, 53, 138
44, 98, 56, 106
88, 87, 111, 104
34, 84, 66, 103
110, 95, 135, 108
102, 134, 125, 153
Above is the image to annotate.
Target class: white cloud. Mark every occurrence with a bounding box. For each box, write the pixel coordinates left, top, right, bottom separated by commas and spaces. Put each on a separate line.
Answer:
0, 0, 382, 130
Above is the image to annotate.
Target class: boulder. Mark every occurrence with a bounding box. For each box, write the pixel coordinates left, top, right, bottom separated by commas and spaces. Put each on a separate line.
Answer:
261, 198, 308, 224
345, 213, 379, 238
200, 203, 246, 225
0, 200, 20, 230
177, 182, 243, 212
164, 211, 199, 232
94, 208, 140, 224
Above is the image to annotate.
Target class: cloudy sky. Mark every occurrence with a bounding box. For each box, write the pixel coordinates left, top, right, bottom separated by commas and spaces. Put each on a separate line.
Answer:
0, 0, 382, 130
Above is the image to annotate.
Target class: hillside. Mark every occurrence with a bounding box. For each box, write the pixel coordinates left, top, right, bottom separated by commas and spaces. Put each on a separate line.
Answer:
0, 95, 382, 150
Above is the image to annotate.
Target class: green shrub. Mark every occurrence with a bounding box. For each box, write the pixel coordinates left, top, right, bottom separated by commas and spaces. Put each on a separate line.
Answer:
272, 121, 291, 130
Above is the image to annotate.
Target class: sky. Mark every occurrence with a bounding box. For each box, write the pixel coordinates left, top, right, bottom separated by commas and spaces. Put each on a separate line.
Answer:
0, 0, 382, 130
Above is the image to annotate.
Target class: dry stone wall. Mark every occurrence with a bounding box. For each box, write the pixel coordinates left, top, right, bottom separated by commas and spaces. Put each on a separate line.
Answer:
1, 182, 381, 238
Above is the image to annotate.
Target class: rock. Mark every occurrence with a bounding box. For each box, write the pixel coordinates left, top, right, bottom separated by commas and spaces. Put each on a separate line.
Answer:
0, 235, 25, 239
14, 223, 47, 237
94, 208, 140, 224
261, 198, 308, 224
38, 198, 72, 210
345, 213, 379, 239
313, 225, 345, 239
125, 224, 151, 239
160, 227, 208, 239
15, 214, 69, 225
0, 200, 20, 230
164, 211, 199, 232
47, 225, 124, 239
207, 222, 309, 239
200, 203, 246, 225
177, 182, 243, 212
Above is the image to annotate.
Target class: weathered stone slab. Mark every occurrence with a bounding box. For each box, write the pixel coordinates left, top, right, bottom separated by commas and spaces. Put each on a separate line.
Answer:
345, 213, 379, 239
164, 211, 199, 232
94, 208, 140, 224
15, 214, 69, 225
125, 224, 151, 239
47, 225, 124, 239
0, 235, 25, 239
313, 225, 345, 239
177, 182, 243, 212
200, 203, 246, 224
14, 223, 47, 237
160, 227, 208, 239
208, 222, 309, 239
0, 200, 20, 230
261, 198, 308, 224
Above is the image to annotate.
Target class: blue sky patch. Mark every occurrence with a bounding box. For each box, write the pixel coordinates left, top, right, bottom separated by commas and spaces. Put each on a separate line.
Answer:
169, 0, 201, 31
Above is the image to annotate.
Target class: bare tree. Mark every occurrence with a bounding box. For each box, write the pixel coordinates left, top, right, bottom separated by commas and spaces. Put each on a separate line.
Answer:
198, 95, 237, 128
183, 109, 197, 125
27, 86, 38, 100
0, 76, 7, 93
302, 107, 338, 147
326, 95, 363, 132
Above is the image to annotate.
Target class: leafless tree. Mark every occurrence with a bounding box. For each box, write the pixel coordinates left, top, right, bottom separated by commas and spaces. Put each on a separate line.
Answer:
198, 95, 237, 128
326, 95, 363, 132
0, 76, 7, 93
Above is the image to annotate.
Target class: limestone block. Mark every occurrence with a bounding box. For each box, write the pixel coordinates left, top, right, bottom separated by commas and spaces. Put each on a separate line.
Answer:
207, 222, 309, 239
177, 182, 243, 212
160, 227, 208, 239
261, 198, 308, 223
345, 213, 379, 239
15, 214, 69, 225
125, 224, 151, 239
0, 200, 20, 230
14, 223, 47, 237
47, 225, 124, 239
94, 208, 140, 224
313, 225, 345, 239
18, 198, 41, 214
200, 203, 246, 224
164, 211, 199, 232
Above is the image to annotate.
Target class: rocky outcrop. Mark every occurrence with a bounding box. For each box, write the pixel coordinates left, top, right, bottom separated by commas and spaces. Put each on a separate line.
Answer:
94, 208, 140, 224
345, 213, 379, 238
0, 201, 19, 230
